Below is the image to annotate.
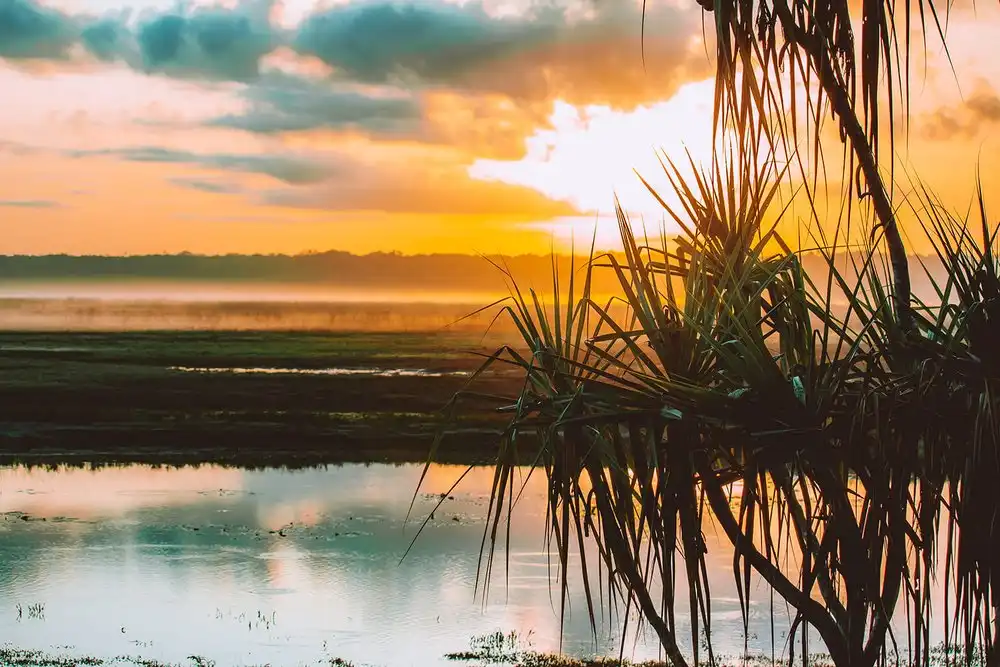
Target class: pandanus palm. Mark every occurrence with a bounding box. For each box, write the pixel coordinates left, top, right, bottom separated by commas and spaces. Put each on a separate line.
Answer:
683, 0, 952, 332
413, 0, 1000, 664
421, 162, 998, 667
668, 0, 1000, 662
421, 134, 910, 667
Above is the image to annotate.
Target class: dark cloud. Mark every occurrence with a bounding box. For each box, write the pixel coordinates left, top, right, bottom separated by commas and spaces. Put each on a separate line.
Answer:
208, 72, 422, 135
0, 0, 78, 60
293, 0, 704, 105
207, 2, 702, 153
133, 1, 278, 81
0, 0, 279, 81
921, 87, 1000, 140
81, 18, 125, 62
2, 0, 703, 107
205, 72, 540, 161
69, 147, 333, 185
294, 2, 551, 85
506, 3, 710, 106
168, 177, 245, 194
0, 199, 61, 208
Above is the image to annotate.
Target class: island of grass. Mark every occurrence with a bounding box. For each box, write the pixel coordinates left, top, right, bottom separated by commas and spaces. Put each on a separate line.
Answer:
0, 330, 524, 468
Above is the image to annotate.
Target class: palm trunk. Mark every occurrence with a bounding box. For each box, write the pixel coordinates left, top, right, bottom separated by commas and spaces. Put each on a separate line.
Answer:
769, 0, 914, 332
989, 622, 1000, 667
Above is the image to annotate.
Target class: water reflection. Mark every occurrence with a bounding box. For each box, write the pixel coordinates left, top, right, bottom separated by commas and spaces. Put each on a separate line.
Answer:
0, 464, 798, 666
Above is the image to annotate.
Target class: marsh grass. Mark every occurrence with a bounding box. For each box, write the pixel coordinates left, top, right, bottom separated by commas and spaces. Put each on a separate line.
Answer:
443, 642, 991, 667
0, 330, 519, 468
0, 646, 193, 667
14, 604, 45, 622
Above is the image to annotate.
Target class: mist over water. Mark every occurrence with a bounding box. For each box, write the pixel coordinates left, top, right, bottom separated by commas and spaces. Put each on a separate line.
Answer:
0, 248, 952, 332
0, 281, 504, 304
0, 281, 507, 332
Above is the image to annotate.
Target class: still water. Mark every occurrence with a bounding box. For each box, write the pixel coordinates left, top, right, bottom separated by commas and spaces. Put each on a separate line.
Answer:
0, 464, 797, 666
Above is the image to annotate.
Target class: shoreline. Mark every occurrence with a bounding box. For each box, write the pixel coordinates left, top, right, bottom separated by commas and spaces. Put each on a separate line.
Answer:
0, 643, 674, 667
0, 429, 513, 468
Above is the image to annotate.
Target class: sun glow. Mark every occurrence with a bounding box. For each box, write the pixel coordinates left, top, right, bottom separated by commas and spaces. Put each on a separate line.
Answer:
468, 78, 719, 249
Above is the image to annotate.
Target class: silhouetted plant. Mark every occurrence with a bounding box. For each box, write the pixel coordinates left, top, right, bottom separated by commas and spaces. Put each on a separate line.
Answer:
415, 1, 1000, 666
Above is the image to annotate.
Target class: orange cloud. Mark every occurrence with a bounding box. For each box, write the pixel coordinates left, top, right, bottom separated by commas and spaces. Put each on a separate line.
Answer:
260, 151, 579, 217
919, 84, 1000, 140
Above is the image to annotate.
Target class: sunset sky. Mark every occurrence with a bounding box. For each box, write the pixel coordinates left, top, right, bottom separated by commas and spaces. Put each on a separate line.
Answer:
1, 0, 999, 256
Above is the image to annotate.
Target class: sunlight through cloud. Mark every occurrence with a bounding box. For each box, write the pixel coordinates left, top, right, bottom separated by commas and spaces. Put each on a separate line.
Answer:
468, 78, 718, 248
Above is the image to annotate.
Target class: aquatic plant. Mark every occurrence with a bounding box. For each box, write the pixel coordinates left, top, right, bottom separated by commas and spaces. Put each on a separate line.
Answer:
16, 603, 46, 621
0, 645, 185, 667
446, 630, 532, 663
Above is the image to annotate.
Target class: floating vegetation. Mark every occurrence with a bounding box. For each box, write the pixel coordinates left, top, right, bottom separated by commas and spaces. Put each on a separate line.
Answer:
14, 604, 45, 621
445, 630, 668, 667
211, 608, 277, 632
169, 366, 470, 378
0, 640, 985, 667
443, 633, 989, 667
0, 647, 100, 667
446, 630, 532, 663
0, 646, 175, 667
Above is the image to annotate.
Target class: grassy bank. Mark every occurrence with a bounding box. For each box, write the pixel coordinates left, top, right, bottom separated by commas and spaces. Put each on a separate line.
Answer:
0, 331, 523, 467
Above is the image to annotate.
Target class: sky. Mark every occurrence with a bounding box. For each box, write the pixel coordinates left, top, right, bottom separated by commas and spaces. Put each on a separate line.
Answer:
0, 0, 999, 256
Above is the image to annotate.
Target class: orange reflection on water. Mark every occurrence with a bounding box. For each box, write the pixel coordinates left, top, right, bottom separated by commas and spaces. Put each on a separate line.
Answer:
258, 498, 327, 531
0, 464, 244, 520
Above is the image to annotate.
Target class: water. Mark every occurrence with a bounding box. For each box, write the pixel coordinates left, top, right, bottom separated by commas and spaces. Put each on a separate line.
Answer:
0, 464, 815, 666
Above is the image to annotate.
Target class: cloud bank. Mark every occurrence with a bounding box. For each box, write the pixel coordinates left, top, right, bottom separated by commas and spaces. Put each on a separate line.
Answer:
1, 0, 704, 105
921, 86, 1000, 139
0, 0, 710, 223
68, 146, 334, 185
1, 0, 277, 80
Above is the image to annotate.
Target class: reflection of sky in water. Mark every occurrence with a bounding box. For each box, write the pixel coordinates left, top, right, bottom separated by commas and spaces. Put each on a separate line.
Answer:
0, 464, 946, 666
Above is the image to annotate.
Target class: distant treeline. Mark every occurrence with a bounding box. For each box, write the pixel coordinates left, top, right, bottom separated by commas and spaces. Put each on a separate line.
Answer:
0, 251, 948, 297
0, 252, 579, 290
0, 252, 633, 294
